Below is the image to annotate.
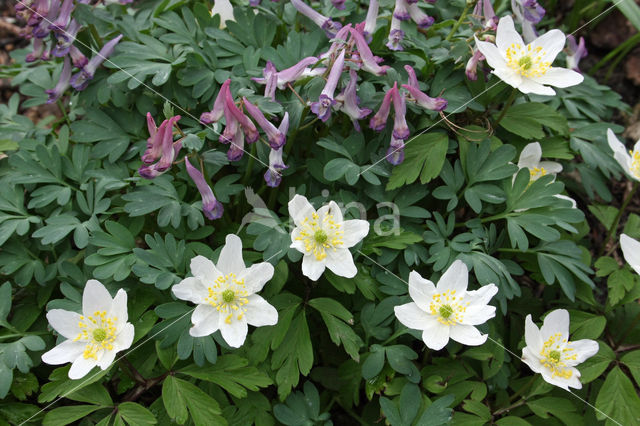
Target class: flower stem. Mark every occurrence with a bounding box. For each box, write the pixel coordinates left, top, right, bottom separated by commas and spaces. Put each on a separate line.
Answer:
598, 181, 639, 257
57, 99, 71, 127
493, 88, 518, 128
446, 2, 473, 41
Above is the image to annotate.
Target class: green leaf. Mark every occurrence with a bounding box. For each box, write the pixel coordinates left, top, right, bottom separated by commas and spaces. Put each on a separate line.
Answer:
42, 405, 103, 426
386, 132, 449, 190
621, 350, 640, 388
498, 102, 569, 139
568, 311, 606, 340
162, 376, 224, 426
0, 282, 11, 322
580, 342, 614, 384
308, 298, 353, 323
416, 394, 455, 425
323, 158, 359, 182
613, 0, 640, 30
595, 367, 640, 425
117, 402, 157, 425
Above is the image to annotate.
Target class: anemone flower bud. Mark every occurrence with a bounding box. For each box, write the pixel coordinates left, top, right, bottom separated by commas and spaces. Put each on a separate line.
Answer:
391, 83, 409, 140
291, 0, 342, 38
465, 48, 485, 81
184, 157, 224, 220
331, 0, 346, 10
387, 136, 405, 165
369, 85, 394, 131
363, 0, 379, 42
243, 97, 286, 149
264, 147, 288, 187
566, 35, 587, 73
200, 79, 230, 124
408, 3, 434, 28
310, 49, 345, 122
350, 28, 390, 76
45, 56, 72, 104
386, 17, 404, 51
336, 69, 372, 131
393, 0, 410, 21
50, 0, 74, 33
71, 34, 123, 91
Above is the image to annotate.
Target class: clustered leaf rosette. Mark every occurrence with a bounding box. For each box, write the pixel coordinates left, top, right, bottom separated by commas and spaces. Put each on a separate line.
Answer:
475, 16, 583, 96
289, 195, 370, 281
607, 129, 640, 182
620, 234, 640, 276
522, 309, 598, 390
394, 260, 499, 351
41, 280, 134, 380
172, 235, 278, 348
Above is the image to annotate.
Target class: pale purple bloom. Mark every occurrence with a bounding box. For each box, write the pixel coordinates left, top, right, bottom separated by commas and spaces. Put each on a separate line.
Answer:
28, 0, 50, 27
70, 34, 123, 91
69, 45, 88, 68
185, 157, 223, 220
243, 97, 286, 149
370, 85, 394, 131
49, 0, 74, 33
387, 137, 405, 165
200, 79, 230, 124
386, 17, 404, 51
566, 35, 587, 73
323, 24, 352, 60
139, 115, 182, 179
473, 0, 497, 30
264, 147, 288, 187
220, 103, 240, 145
310, 49, 345, 122
363, 0, 379, 42
465, 49, 485, 81
25, 37, 46, 62
336, 69, 372, 131
252, 57, 320, 99
227, 128, 245, 161
511, 0, 545, 43
350, 27, 390, 76
393, 0, 410, 21
291, 0, 342, 38
51, 19, 81, 57
141, 112, 162, 164
391, 83, 409, 140
223, 88, 259, 143
408, 3, 434, 28
32, 0, 60, 38
250, 0, 261, 5
331, 0, 346, 10
402, 65, 448, 111
45, 56, 72, 103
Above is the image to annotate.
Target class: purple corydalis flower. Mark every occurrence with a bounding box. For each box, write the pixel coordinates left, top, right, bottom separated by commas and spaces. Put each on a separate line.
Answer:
45, 56, 72, 103
387, 137, 405, 165
402, 65, 448, 111
71, 34, 123, 91
566, 35, 587, 73
252, 57, 320, 99
52, 19, 81, 57
331, 0, 346, 10
28, 0, 49, 27
69, 45, 88, 68
350, 27, 390, 76
50, 0, 74, 32
386, 18, 404, 51
141, 112, 162, 164
408, 3, 434, 29
32, 0, 60, 38
25, 37, 46, 62
310, 49, 345, 122
264, 147, 288, 187
473, 0, 498, 30
184, 157, 224, 220
336, 69, 372, 132
227, 128, 245, 161
393, 0, 410, 21
370, 85, 394, 131
200, 79, 230, 124
243, 97, 287, 149
224, 92, 259, 144
291, 0, 342, 38
465, 49, 485, 81
363, 0, 379, 42
139, 115, 182, 179
391, 83, 409, 140
511, 0, 545, 43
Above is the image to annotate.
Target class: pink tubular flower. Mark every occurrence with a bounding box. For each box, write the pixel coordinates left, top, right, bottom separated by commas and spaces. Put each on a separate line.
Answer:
350, 27, 390, 76
408, 3, 434, 28
310, 50, 345, 122
45, 56, 72, 103
70, 34, 123, 91
243, 97, 286, 149
52, 19, 81, 58
184, 157, 224, 220
200, 79, 230, 124
252, 57, 320, 99
331, 0, 345, 10
139, 115, 182, 179
393, 0, 410, 21
363, 0, 379, 42
387, 136, 405, 165
141, 112, 161, 164
465, 49, 485, 81
370, 86, 394, 131
391, 83, 409, 140
25, 37, 46, 63
227, 128, 245, 162
386, 17, 404, 51
291, 0, 342, 37
336, 69, 372, 131
223, 90, 259, 143
473, 0, 498, 30
264, 147, 288, 187
69, 45, 88, 68
402, 65, 448, 111
49, 0, 74, 33
566, 35, 587, 73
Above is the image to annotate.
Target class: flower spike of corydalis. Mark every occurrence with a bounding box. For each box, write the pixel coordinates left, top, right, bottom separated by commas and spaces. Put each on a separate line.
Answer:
393, 0, 410, 21
335, 69, 372, 131
522, 309, 598, 390
49, 0, 74, 32
391, 83, 409, 140
139, 115, 182, 179
171, 235, 278, 347
310, 49, 345, 122
350, 27, 390, 76
264, 147, 288, 187
224, 91, 259, 144
45, 56, 72, 103
252, 57, 320, 98
402, 65, 448, 111
200, 79, 230, 124
291, 0, 342, 38
407, 2, 435, 29
621, 234, 640, 276
566, 35, 587, 73
242, 97, 286, 149
511, 0, 545, 43
394, 260, 499, 350
51, 19, 81, 58
607, 129, 640, 182
184, 157, 223, 220
70, 34, 123, 91
474, 16, 583, 96
289, 195, 370, 281
387, 136, 405, 165
369, 85, 394, 131
465, 48, 485, 81
363, 0, 379, 42
474, 0, 498, 30
386, 17, 404, 51
41, 280, 134, 380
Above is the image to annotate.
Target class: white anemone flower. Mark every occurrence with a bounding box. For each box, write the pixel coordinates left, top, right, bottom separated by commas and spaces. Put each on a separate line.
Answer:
41, 280, 134, 380
621, 234, 640, 276
517, 142, 563, 182
288, 195, 370, 281
394, 260, 499, 350
522, 309, 599, 390
172, 234, 277, 348
607, 129, 640, 182
475, 16, 583, 95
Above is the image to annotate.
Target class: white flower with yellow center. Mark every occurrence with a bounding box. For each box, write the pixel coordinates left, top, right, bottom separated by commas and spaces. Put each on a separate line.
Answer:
607, 129, 640, 182
475, 16, 583, 96
171, 234, 277, 348
621, 234, 640, 276
393, 260, 499, 350
522, 309, 598, 390
288, 194, 370, 281
41, 280, 134, 380
517, 142, 563, 182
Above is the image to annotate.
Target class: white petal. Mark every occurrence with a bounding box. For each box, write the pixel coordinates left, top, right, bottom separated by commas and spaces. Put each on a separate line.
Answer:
325, 249, 357, 278
607, 129, 627, 157
244, 294, 278, 327
288, 194, 316, 227
533, 67, 583, 88
97, 349, 117, 370
216, 234, 246, 275
192, 304, 215, 324
115, 323, 135, 352
475, 38, 507, 70
524, 314, 543, 354
109, 289, 128, 333
522, 346, 544, 374
540, 367, 580, 390
41, 340, 85, 365
449, 324, 487, 346
189, 309, 220, 338
290, 227, 306, 253
436, 260, 469, 293
496, 16, 525, 59
621, 234, 640, 276
465, 284, 499, 307
555, 194, 577, 208
239, 262, 274, 294
540, 161, 563, 175
82, 280, 112, 317
493, 67, 523, 89
421, 319, 450, 350
408, 271, 436, 308
394, 303, 429, 330
341, 220, 370, 248
219, 315, 248, 348
518, 78, 556, 96
68, 356, 97, 380
518, 142, 542, 170
530, 29, 566, 64
318, 201, 344, 223
172, 277, 208, 305
46, 309, 82, 339
541, 309, 570, 342
190, 255, 222, 283
462, 304, 496, 326
301, 254, 326, 281
566, 339, 599, 365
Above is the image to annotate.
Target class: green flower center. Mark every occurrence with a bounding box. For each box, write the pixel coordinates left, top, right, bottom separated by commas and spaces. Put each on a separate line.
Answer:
222, 289, 235, 303
518, 55, 533, 70
92, 328, 107, 342
549, 350, 561, 363
439, 304, 454, 319
314, 229, 328, 244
